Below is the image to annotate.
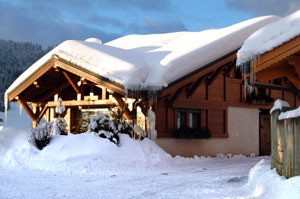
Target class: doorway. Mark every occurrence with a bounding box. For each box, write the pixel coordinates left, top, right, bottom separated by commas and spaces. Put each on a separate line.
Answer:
259, 109, 271, 155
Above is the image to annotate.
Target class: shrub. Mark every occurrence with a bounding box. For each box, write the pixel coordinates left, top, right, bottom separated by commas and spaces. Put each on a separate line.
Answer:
76, 111, 94, 134
88, 113, 120, 145
29, 122, 52, 150
111, 108, 133, 137
52, 117, 68, 135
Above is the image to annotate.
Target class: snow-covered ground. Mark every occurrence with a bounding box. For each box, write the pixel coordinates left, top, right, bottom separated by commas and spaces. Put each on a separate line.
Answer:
0, 103, 300, 199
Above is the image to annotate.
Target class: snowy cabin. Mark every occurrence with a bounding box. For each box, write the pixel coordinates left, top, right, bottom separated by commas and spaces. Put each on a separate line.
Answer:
6, 14, 299, 157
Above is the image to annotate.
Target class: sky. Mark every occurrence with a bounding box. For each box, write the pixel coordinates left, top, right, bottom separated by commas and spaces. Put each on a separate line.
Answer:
0, 0, 300, 48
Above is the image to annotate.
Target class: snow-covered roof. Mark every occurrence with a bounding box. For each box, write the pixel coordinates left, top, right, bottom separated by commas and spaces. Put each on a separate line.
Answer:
5, 40, 149, 96
6, 15, 279, 97
237, 10, 300, 65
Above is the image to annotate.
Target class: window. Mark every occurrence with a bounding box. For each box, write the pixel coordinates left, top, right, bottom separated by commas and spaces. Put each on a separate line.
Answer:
174, 109, 210, 139
177, 109, 201, 130
189, 112, 201, 129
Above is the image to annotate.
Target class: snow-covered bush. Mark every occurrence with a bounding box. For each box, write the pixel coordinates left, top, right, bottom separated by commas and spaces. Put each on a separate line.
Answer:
88, 109, 134, 145
88, 113, 120, 145
111, 108, 133, 137
76, 111, 93, 134
52, 117, 68, 135
29, 122, 52, 150
133, 124, 146, 140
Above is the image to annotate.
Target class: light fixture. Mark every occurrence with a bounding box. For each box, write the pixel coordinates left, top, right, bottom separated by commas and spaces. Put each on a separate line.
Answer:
33, 81, 40, 88
53, 65, 59, 72
77, 78, 87, 86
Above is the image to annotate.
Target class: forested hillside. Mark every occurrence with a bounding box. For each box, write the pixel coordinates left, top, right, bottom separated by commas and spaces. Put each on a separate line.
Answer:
0, 39, 52, 111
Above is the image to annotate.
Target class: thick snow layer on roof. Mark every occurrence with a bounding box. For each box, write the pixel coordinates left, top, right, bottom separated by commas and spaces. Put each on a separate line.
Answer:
106, 32, 187, 52
6, 15, 279, 97
5, 40, 149, 96
237, 10, 300, 65
85, 37, 102, 44
108, 15, 279, 87
153, 16, 278, 84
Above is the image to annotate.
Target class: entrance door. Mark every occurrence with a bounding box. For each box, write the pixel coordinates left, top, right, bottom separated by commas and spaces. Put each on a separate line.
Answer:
259, 111, 271, 155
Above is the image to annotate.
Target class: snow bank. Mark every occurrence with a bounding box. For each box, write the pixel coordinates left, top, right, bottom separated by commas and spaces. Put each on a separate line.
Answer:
0, 128, 171, 173
244, 159, 300, 199
1, 127, 300, 198
237, 10, 300, 65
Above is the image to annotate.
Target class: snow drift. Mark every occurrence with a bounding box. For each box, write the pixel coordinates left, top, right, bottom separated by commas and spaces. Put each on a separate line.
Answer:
1, 125, 300, 198
0, 128, 172, 174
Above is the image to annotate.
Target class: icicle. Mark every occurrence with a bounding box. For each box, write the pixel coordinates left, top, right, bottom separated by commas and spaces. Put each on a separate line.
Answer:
147, 108, 157, 141
4, 92, 8, 128
242, 61, 252, 101
147, 90, 158, 109
19, 103, 23, 116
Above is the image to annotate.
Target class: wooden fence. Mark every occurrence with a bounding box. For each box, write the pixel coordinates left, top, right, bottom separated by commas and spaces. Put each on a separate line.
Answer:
271, 108, 300, 178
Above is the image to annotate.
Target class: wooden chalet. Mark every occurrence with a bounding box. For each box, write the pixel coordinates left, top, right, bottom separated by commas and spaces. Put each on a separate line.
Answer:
6, 55, 127, 130
7, 15, 294, 157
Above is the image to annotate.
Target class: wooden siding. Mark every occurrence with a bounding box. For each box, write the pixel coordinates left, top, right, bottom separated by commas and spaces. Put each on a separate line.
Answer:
156, 51, 300, 139
156, 55, 236, 138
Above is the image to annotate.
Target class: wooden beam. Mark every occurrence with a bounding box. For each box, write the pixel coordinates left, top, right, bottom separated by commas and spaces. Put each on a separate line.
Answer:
186, 76, 205, 98
62, 71, 81, 94
136, 101, 149, 116
54, 58, 126, 95
255, 65, 294, 82
168, 83, 190, 106
206, 66, 224, 85
255, 36, 300, 73
284, 73, 300, 89
160, 53, 237, 98
288, 55, 300, 79
101, 87, 107, 99
112, 93, 132, 120
250, 82, 299, 93
37, 82, 70, 102
46, 99, 116, 107
7, 59, 56, 101
17, 97, 37, 121
37, 105, 49, 123
223, 61, 235, 77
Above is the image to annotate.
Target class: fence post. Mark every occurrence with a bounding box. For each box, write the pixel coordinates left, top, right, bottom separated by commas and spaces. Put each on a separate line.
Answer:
271, 109, 280, 171
283, 119, 293, 178
294, 117, 300, 176
271, 104, 300, 178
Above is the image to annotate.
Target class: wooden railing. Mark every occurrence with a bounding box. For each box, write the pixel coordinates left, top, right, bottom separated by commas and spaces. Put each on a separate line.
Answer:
271, 108, 300, 178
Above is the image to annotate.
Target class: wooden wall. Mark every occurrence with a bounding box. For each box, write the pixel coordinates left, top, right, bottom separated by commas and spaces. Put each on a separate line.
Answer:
156, 57, 300, 139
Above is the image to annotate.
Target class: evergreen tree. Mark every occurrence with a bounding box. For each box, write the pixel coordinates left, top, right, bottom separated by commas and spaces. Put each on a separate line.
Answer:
0, 39, 53, 111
